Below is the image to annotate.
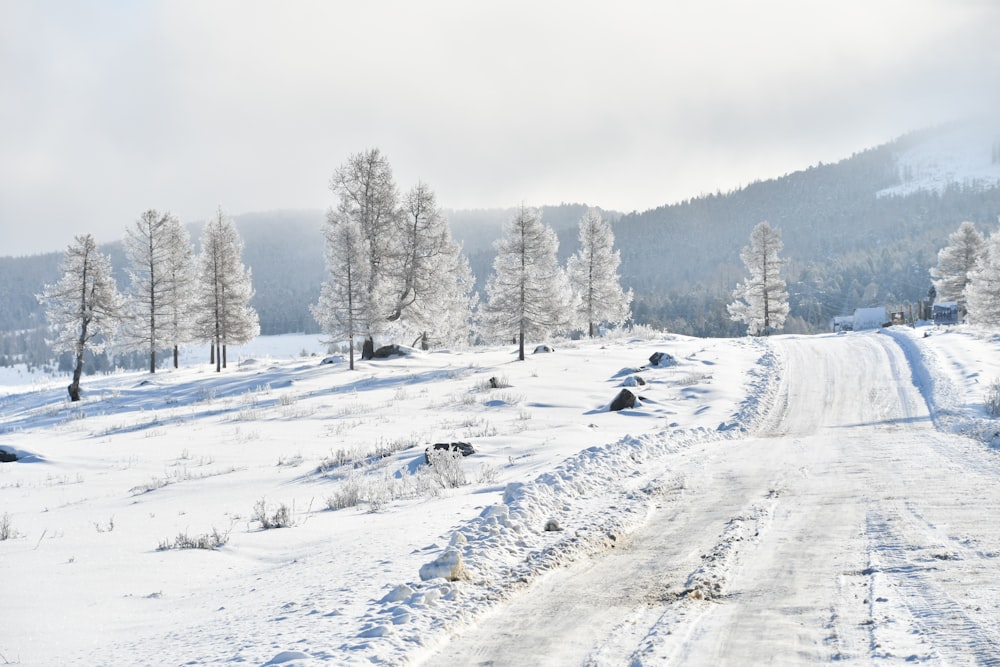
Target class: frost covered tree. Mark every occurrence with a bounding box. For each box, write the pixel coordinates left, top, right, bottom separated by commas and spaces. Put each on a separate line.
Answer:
389, 182, 476, 348
566, 208, 632, 337
930, 220, 985, 315
728, 221, 789, 336
194, 208, 259, 372
161, 220, 196, 368
123, 210, 195, 372
964, 230, 1000, 326
323, 151, 476, 352
38, 234, 123, 401
311, 217, 372, 370
327, 148, 400, 353
482, 205, 574, 360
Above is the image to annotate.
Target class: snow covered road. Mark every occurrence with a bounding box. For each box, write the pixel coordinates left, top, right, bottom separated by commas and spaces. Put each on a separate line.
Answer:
422, 333, 1000, 665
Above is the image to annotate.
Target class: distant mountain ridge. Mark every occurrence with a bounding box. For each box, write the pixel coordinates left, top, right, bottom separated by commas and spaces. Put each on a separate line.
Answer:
3, 121, 1000, 366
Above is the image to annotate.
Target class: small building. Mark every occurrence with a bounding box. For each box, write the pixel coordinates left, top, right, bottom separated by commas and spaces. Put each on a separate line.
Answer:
833, 315, 854, 333
853, 307, 890, 331
933, 301, 959, 325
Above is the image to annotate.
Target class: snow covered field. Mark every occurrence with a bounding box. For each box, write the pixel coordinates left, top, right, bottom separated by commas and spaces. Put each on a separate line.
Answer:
2, 326, 1000, 665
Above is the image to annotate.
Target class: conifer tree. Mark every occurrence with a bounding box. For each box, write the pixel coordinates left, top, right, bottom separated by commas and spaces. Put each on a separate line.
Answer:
327, 148, 399, 353
965, 229, 1000, 326
566, 208, 632, 337
194, 207, 259, 371
930, 220, 985, 315
123, 210, 194, 372
482, 205, 573, 360
728, 221, 789, 336
390, 182, 476, 348
311, 216, 371, 370
38, 234, 123, 401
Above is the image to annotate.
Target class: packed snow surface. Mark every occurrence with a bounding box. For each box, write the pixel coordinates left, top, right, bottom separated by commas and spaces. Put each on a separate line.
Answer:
3, 327, 1000, 665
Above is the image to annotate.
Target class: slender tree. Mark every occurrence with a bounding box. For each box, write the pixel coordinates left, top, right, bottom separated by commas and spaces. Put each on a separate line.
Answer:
161, 219, 196, 368
38, 234, 123, 401
965, 229, 1000, 326
311, 216, 372, 370
390, 181, 476, 347
482, 205, 574, 360
728, 221, 789, 336
122, 210, 194, 372
566, 208, 633, 337
930, 220, 985, 316
194, 207, 259, 371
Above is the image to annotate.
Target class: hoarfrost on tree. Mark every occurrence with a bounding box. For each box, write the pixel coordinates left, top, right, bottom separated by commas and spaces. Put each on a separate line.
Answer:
481, 205, 574, 360
930, 220, 985, 316
122, 209, 196, 373
566, 208, 632, 337
193, 207, 260, 372
727, 221, 789, 336
38, 234, 124, 401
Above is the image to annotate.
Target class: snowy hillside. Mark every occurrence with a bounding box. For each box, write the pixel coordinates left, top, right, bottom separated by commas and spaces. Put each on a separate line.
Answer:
878, 121, 1000, 198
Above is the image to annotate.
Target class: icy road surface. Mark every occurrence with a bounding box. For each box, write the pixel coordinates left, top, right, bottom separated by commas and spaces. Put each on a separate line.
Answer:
423, 334, 1000, 665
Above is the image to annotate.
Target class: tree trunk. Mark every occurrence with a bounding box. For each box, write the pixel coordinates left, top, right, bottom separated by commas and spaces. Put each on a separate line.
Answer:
518, 322, 525, 361
362, 336, 374, 360
173, 345, 179, 369
68, 354, 83, 402
150, 347, 156, 373
222, 344, 227, 369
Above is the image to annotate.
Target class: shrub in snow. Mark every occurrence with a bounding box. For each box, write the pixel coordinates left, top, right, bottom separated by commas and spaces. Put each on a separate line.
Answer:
986, 379, 1000, 417
484, 374, 510, 390
326, 476, 364, 511
425, 449, 468, 488
424, 442, 475, 464
419, 547, 467, 582
252, 499, 293, 529
476, 463, 500, 485
0, 513, 18, 540
158, 527, 230, 551
544, 518, 563, 532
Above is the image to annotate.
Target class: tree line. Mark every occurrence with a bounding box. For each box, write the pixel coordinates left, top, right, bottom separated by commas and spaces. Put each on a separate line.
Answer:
38, 148, 635, 398
39, 207, 260, 400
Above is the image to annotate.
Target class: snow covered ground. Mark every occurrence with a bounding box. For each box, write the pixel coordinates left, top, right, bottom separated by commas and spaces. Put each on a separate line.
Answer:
2, 326, 1000, 665
877, 122, 1000, 198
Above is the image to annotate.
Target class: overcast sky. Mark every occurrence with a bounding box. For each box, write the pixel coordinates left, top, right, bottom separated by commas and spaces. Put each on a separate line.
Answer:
2, 0, 999, 257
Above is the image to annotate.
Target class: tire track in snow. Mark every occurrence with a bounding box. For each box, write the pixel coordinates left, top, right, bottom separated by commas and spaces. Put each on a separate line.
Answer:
865, 506, 1000, 664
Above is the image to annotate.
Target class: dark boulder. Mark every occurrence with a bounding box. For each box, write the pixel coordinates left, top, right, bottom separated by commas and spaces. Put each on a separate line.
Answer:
0, 449, 17, 463
425, 442, 476, 464
373, 344, 404, 358
649, 351, 676, 367
609, 388, 637, 412
533, 344, 555, 354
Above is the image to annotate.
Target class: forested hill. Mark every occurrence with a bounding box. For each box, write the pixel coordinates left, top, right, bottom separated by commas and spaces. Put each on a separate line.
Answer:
611, 123, 1000, 335
3, 122, 1000, 367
